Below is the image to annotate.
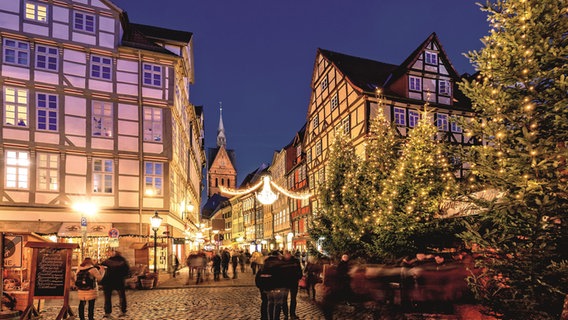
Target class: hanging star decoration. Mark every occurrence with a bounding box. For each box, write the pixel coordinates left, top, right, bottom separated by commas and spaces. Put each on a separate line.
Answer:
220, 175, 312, 205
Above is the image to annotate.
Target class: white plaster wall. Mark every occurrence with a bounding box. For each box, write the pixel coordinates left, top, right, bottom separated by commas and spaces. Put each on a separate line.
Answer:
99, 32, 115, 48
66, 136, 86, 148
64, 75, 86, 88
72, 32, 96, 46
116, 71, 138, 84
64, 50, 86, 63
99, 16, 114, 33
118, 136, 138, 152
425, 65, 437, 73
118, 192, 139, 207
91, 138, 114, 150
65, 176, 87, 193
116, 83, 138, 96
63, 61, 86, 76
52, 23, 70, 40
117, 59, 137, 71
164, 44, 179, 55
142, 87, 162, 99
5, 191, 29, 203
144, 198, 164, 208
65, 155, 87, 174
35, 193, 59, 204
117, 120, 137, 135
92, 196, 115, 207
118, 104, 138, 121
65, 96, 86, 116
409, 92, 422, 100
412, 60, 423, 70
119, 159, 139, 175
440, 65, 448, 75
119, 176, 139, 191
52, 6, 69, 23
1, 65, 30, 80
2, 128, 29, 141
439, 96, 451, 105
88, 79, 113, 92
73, 0, 89, 5
143, 143, 163, 154
23, 23, 49, 37
65, 116, 86, 135
0, 12, 19, 31
424, 78, 436, 92
34, 132, 60, 144
91, 0, 109, 9
35, 71, 59, 84
0, 1, 19, 12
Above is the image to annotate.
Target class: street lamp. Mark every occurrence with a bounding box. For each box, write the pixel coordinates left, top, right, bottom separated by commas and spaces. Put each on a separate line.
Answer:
150, 211, 162, 273
72, 202, 97, 261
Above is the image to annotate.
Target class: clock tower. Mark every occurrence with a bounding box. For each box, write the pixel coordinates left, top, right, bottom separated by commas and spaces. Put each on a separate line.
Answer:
207, 103, 237, 198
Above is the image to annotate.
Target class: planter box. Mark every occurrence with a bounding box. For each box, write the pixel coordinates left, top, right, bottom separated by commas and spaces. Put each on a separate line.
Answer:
140, 279, 154, 289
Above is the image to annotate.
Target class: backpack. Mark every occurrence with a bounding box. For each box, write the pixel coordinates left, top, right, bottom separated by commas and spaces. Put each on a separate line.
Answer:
75, 267, 95, 290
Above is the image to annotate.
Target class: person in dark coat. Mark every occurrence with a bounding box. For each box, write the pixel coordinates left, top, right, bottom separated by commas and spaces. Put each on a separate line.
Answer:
281, 249, 303, 320
100, 250, 130, 319
256, 251, 287, 320
231, 250, 239, 279
212, 251, 222, 281
323, 254, 351, 320
221, 249, 230, 279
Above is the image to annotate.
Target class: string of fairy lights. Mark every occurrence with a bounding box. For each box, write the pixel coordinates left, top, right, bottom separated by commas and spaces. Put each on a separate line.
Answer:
220, 175, 311, 205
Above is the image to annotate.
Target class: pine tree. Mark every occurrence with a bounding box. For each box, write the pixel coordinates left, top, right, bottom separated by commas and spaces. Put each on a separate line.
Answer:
375, 106, 458, 260
458, 1, 568, 318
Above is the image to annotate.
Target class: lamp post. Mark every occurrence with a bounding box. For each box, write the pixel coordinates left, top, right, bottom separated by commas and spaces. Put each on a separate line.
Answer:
73, 202, 97, 261
150, 211, 162, 273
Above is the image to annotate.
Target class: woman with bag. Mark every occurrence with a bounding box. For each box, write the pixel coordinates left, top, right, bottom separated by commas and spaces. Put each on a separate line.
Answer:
75, 257, 105, 320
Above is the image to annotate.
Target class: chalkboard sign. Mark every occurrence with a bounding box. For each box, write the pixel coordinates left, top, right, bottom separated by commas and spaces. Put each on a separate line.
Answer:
34, 247, 67, 297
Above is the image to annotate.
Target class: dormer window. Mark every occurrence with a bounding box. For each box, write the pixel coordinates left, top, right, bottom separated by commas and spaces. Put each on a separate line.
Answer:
425, 51, 438, 65
409, 76, 422, 92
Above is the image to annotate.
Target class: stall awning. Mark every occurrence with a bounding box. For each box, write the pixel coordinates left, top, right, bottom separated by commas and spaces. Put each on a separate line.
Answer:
58, 223, 112, 237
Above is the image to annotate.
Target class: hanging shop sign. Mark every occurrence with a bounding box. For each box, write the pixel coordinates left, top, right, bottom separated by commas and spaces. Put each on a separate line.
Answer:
3, 235, 23, 268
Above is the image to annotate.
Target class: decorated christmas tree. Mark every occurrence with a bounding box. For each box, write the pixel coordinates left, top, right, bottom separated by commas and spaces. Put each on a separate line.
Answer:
458, 0, 568, 318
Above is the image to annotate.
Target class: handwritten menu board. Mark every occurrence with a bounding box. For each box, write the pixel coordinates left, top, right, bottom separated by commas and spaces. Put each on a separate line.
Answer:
34, 247, 67, 297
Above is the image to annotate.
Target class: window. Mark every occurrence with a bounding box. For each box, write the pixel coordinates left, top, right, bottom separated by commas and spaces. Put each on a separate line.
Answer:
90, 55, 112, 80
74, 11, 95, 33
37, 153, 58, 191
439, 79, 451, 95
312, 115, 319, 129
425, 51, 438, 65
4, 87, 28, 127
93, 159, 113, 193
296, 145, 302, 157
342, 115, 350, 134
306, 149, 312, 163
5, 150, 29, 189
437, 113, 448, 131
409, 110, 420, 128
35, 45, 58, 71
25, 1, 47, 22
321, 75, 328, 90
331, 93, 339, 110
451, 116, 463, 133
409, 76, 422, 91
37, 93, 58, 131
315, 140, 322, 156
92, 101, 113, 137
143, 63, 162, 87
394, 107, 406, 126
3, 39, 29, 66
144, 162, 163, 196
143, 107, 162, 142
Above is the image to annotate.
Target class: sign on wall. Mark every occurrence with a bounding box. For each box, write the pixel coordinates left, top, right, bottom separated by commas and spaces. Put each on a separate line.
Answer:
3, 235, 23, 268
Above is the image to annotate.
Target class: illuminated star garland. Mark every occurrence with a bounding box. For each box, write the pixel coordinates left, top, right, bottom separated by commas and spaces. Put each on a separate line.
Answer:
220, 175, 312, 204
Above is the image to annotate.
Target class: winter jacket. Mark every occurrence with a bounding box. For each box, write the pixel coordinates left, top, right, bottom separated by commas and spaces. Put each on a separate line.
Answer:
100, 254, 130, 288
77, 264, 105, 301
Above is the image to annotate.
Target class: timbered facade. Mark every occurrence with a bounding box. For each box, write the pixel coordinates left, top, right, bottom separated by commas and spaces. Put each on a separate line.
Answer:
0, 0, 205, 264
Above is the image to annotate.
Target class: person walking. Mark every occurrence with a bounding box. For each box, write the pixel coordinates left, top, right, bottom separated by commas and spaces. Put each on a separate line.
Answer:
239, 250, 246, 273
251, 250, 262, 275
231, 250, 239, 279
304, 256, 322, 300
281, 249, 303, 320
75, 257, 105, 320
100, 250, 130, 318
212, 251, 221, 281
221, 249, 230, 279
256, 250, 287, 320
172, 254, 180, 278
322, 254, 351, 320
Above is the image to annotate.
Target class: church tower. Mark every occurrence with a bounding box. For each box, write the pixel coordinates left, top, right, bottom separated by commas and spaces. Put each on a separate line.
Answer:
207, 103, 237, 198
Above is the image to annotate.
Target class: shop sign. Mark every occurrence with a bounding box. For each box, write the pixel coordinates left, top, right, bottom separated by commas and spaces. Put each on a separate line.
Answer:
173, 238, 185, 245
3, 235, 23, 268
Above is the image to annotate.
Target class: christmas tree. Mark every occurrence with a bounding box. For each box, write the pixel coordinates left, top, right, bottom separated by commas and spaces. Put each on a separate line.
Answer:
458, 0, 568, 318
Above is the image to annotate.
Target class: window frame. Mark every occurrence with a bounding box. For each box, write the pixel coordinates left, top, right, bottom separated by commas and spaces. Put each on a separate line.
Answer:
408, 110, 420, 128
37, 152, 59, 191
437, 113, 449, 132
331, 93, 339, 110
439, 79, 451, 96
90, 55, 112, 80
425, 51, 438, 65
92, 158, 113, 194
142, 63, 162, 87
3, 39, 30, 66
342, 115, 350, 135
144, 161, 163, 196
73, 11, 96, 33
36, 92, 58, 131
451, 116, 463, 133
5, 150, 30, 189
312, 114, 319, 129
143, 107, 163, 142
25, 1, 48, 23
92, 101, 113, 137
35, 45, 58, 71
320, 75, 328, 91
409, 76, 422, 92
315, 140, 322, 157
394, 107, 406, 126
4, 87, 29, 127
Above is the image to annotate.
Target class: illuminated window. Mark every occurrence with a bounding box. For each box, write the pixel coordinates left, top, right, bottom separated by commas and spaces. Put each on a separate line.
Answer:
5, 150, 29, 189
409, 76, 422, 91
143, 63, 162, 87
409, 110, 420, 128
92, 101, 113, 137
425, 51, 438, 65
394, 107, 406, 126
37, 153, 58, 191
437, 113, 449, 131
37, 93, 58, 131
90, 55, 112, 80
143, 107, 162, 142
4, 87, 28, 127
3, 39, 29, 66
144, 162, 163, 196
25, 1, 47, 22
93, 159, 113, 193
36, 45, 58, 71
74, 11, 95, 33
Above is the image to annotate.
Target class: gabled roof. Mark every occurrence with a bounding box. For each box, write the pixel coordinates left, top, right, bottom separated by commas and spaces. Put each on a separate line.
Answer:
201, 193, 229, 220
239, 164, 269, 188
130, 23, 193, 44
207, 147, 236, 170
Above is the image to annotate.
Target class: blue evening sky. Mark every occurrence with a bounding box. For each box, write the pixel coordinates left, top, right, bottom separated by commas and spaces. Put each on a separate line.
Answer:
112, 0, 488, 185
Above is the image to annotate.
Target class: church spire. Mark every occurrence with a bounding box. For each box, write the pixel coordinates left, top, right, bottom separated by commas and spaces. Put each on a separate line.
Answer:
217, 102, 227, 148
